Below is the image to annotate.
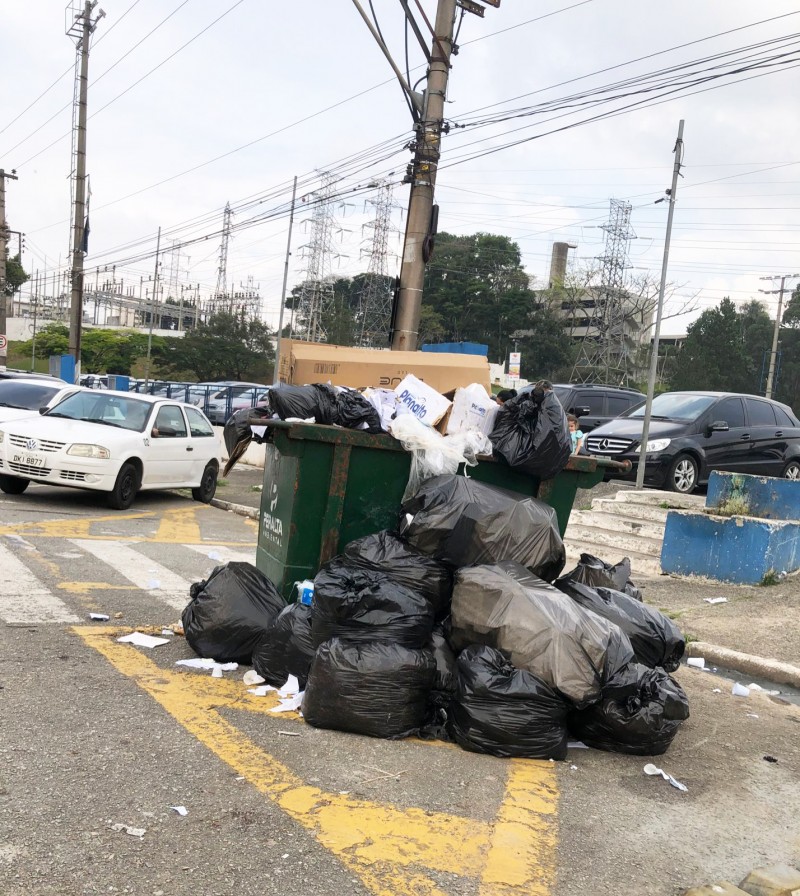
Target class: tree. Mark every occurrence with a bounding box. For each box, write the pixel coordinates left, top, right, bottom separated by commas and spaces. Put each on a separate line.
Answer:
156, 311, 275, 381
671, 298, 760, 393
3, 252, 29, 297
783, 284, 800, 329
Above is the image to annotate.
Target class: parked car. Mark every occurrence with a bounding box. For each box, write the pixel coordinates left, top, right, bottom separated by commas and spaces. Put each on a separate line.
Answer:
0, 391, 220, 510
205, 383, 271, 425
0, 379, 81, 425
0, 369, 66, 382
583, 390, 800, 493
520, 382, 645, 432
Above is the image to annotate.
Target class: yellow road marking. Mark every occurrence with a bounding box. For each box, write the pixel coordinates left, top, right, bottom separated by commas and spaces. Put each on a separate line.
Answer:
153, 505, 203, 543
58, 582, 139, 594
0, 512, 154, 539
75, 627, 559, 896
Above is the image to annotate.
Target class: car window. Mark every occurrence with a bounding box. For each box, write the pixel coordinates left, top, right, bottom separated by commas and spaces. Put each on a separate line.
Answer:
744, 398, 777, 426
46, 392, 152, 432
628, 393, 716, 420
154, 405, 188, 438
607, 395, 632, 416
713, 397, 745, 428
185, 407, 215, 437
574, 391, 605, 415
0, 381, 60, 410
774, 406, 796, 427
553, 386, 572, 406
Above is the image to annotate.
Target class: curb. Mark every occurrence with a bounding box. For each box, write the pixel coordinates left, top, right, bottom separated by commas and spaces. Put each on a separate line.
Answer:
686, 641, 800, 690
210, 498, 260, 520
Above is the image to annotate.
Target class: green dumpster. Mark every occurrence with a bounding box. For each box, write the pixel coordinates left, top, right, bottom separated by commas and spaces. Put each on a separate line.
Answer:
256, 419, 629, 598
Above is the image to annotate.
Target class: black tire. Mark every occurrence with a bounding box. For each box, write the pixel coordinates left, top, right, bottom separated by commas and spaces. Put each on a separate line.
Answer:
783, 459, 800, 482
665, 454, 698, 494
108, 462, 139, 510
192, 462, 218, 503
0, 474, 30, 495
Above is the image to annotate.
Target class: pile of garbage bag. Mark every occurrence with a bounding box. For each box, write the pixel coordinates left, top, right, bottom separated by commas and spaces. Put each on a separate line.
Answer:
181, 471, 689, 759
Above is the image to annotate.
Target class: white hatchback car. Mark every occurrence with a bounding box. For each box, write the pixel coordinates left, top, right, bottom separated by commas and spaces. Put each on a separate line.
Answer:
0, 391, 220, 510
0, 378, 81, 425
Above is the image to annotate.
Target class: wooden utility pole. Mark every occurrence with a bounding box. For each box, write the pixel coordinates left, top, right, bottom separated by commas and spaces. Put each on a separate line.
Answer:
391, 0, 458, 351
68, 1, 103, 381
0, 168, 19, 370
759, 273, 800, 398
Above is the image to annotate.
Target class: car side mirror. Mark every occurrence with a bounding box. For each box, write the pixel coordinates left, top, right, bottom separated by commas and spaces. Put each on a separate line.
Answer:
708, 420, 729, 434
574, 406, 591, 417
39, 406, 48, 415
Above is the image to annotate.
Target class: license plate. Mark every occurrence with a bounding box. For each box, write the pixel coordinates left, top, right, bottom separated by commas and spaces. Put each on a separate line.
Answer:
12, 453, 46, 468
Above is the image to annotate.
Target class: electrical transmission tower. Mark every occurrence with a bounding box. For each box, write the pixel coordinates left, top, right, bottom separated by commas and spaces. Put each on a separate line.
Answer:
231, 275, 262, 320
358, 181, 397, 347
212, 202, 233, 313
571, 199, 636, 384
297, 172, 339, 342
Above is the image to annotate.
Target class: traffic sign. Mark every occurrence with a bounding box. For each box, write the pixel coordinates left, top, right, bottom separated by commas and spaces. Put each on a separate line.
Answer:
0, 335, 7, 350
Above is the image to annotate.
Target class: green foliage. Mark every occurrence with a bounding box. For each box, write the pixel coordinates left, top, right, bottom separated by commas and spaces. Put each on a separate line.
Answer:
156, 311, 275, 381
3, 253, 29, 297
782, 284, 800, 329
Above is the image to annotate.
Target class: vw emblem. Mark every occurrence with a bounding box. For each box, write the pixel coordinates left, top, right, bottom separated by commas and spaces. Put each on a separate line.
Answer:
25, 438, 39, 451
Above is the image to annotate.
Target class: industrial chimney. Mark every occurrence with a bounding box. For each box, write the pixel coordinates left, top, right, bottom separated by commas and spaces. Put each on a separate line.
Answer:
549, 241, 577, 288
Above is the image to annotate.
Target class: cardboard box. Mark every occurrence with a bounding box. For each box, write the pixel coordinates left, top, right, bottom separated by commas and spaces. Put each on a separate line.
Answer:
394, 374, 452, 427
278, 340, 490, 394
445, 384, 499, 437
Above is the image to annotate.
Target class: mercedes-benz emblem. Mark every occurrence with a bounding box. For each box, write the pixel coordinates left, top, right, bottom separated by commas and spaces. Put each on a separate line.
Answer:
25, 438, 38, 451
600, 438, 610, 450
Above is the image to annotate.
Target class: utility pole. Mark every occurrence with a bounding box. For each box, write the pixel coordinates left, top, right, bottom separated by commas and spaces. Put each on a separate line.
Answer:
67, 1, 104, 382
275, 175, 297, 384
144, 227, 161, 389
0, 168, 19, 371
636, 120, 685, 489
392, 0, 458, 351
759, 273, 799, 399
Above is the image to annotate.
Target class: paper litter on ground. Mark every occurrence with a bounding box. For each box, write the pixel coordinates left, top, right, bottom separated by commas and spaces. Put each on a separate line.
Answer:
731, 682, 750, 697
89, 613, 110, 621
117, 632, 171, 649
170, 806, 188, 816
703, 597, 728, 605
248, 685, 279, 697
111, 823, 146, 837
278, 675, 300, 697
270, 693, 304, 713
175, 658, 238, 672
686, 657, 706, 669
243, 670, 265, 686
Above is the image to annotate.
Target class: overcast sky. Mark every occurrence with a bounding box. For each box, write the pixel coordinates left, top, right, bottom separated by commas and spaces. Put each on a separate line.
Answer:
2, 0, 799, 336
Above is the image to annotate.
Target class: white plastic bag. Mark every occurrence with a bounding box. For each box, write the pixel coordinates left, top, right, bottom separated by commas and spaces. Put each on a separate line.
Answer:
389, 414, 492, 501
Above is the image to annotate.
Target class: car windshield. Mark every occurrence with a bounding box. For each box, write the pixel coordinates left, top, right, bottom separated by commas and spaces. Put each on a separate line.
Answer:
626, 393, 717, 421
0, 381, 61, 410
553, 386, 571, 405
45, 392, 152, 432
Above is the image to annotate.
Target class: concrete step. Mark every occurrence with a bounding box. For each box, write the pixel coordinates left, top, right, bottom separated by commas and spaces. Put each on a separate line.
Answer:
563, 544, 663, 579
590, 497, 673, 524
564, 522, 664, 558
610, 488, 705, 510
571, 509, 666, 541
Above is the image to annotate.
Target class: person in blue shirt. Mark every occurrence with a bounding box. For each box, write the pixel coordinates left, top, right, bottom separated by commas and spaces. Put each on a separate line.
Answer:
567, 413, 584, 453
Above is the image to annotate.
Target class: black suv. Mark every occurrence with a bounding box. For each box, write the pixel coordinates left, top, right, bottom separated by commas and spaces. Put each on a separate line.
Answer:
549, 383, 645, 432
584, 391, 800, 493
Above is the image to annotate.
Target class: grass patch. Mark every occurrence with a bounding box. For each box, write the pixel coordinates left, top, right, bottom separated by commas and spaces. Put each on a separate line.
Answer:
217, 478, 228, 488
684, 632, 700, 644
760, 568, 780, 586
714, 495, 751, 517
251, 485, 263, 493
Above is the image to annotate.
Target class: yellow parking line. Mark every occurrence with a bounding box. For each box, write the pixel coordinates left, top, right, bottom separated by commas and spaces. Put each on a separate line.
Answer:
75, 627, 559, 896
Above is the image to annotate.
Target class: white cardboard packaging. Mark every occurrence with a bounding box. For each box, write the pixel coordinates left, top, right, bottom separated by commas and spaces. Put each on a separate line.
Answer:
393, 374, 452, 427
446, 384, 499, 437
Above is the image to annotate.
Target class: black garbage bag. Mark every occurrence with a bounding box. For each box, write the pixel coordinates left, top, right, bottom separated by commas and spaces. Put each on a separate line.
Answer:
428, 629, 457, 709
343, 531, 453, 619
269, 383, 339, 425
302, 638, 436, 738
252, 602, 315, 689
312, 560, 435, 648
337, 388, 383, 433
555, 579, 685, 672
448, 645, 569, 759
222, 405, 273, 477
568, 664, 690, 755
400, 474, 565, 582
183, 562, 286, 663
559, 552, 643, 601
489, 384, 571, 480
450, 562, 634, 709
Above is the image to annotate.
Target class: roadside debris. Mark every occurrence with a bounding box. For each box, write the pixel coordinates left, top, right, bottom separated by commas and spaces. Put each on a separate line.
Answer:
703, 597, 728, 605
643, 763, 688, 792
175, 658, 238, 674
170, 806, 188, 816
88, 613, 110, 621
117, 632, 170, 649
732, 682, 751, 697
110, 823, 146, 837
763, 755, 778, 763
686, 657, 706, 669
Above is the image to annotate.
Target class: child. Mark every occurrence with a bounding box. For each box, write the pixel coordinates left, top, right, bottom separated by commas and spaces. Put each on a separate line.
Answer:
567, 413, 584, 454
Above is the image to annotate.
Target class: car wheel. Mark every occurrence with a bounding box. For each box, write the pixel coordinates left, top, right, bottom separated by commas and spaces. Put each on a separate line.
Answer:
783, 460, 800, 481
666, 454, 698, 493
0, 474, 30, 495
108, 462, 139, 510
192, 462, 218, 503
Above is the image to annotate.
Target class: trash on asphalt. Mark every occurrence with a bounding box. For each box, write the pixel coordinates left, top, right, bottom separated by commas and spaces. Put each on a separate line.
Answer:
170, 806, 188, 816
117, 632, 170, 649
703, 597, 728, 605
175, 658, 238, 673
242, 669, 265, 686
686, 657, 706, 669
183, 561, 286, 663
252, 602, 315, 688
160, 628, 174, 637
558, 552, 642, 602
247, 685, 278, 697
732, 682, 751, 697
146, 578, 161, 590
270, 693, 304, 713
111, 823, 147, 837
763, 755, 778, 763
89, 613, 110, 621
748, 682, 780, 695
554, 578, 685, 671
643, 763, 688, 792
